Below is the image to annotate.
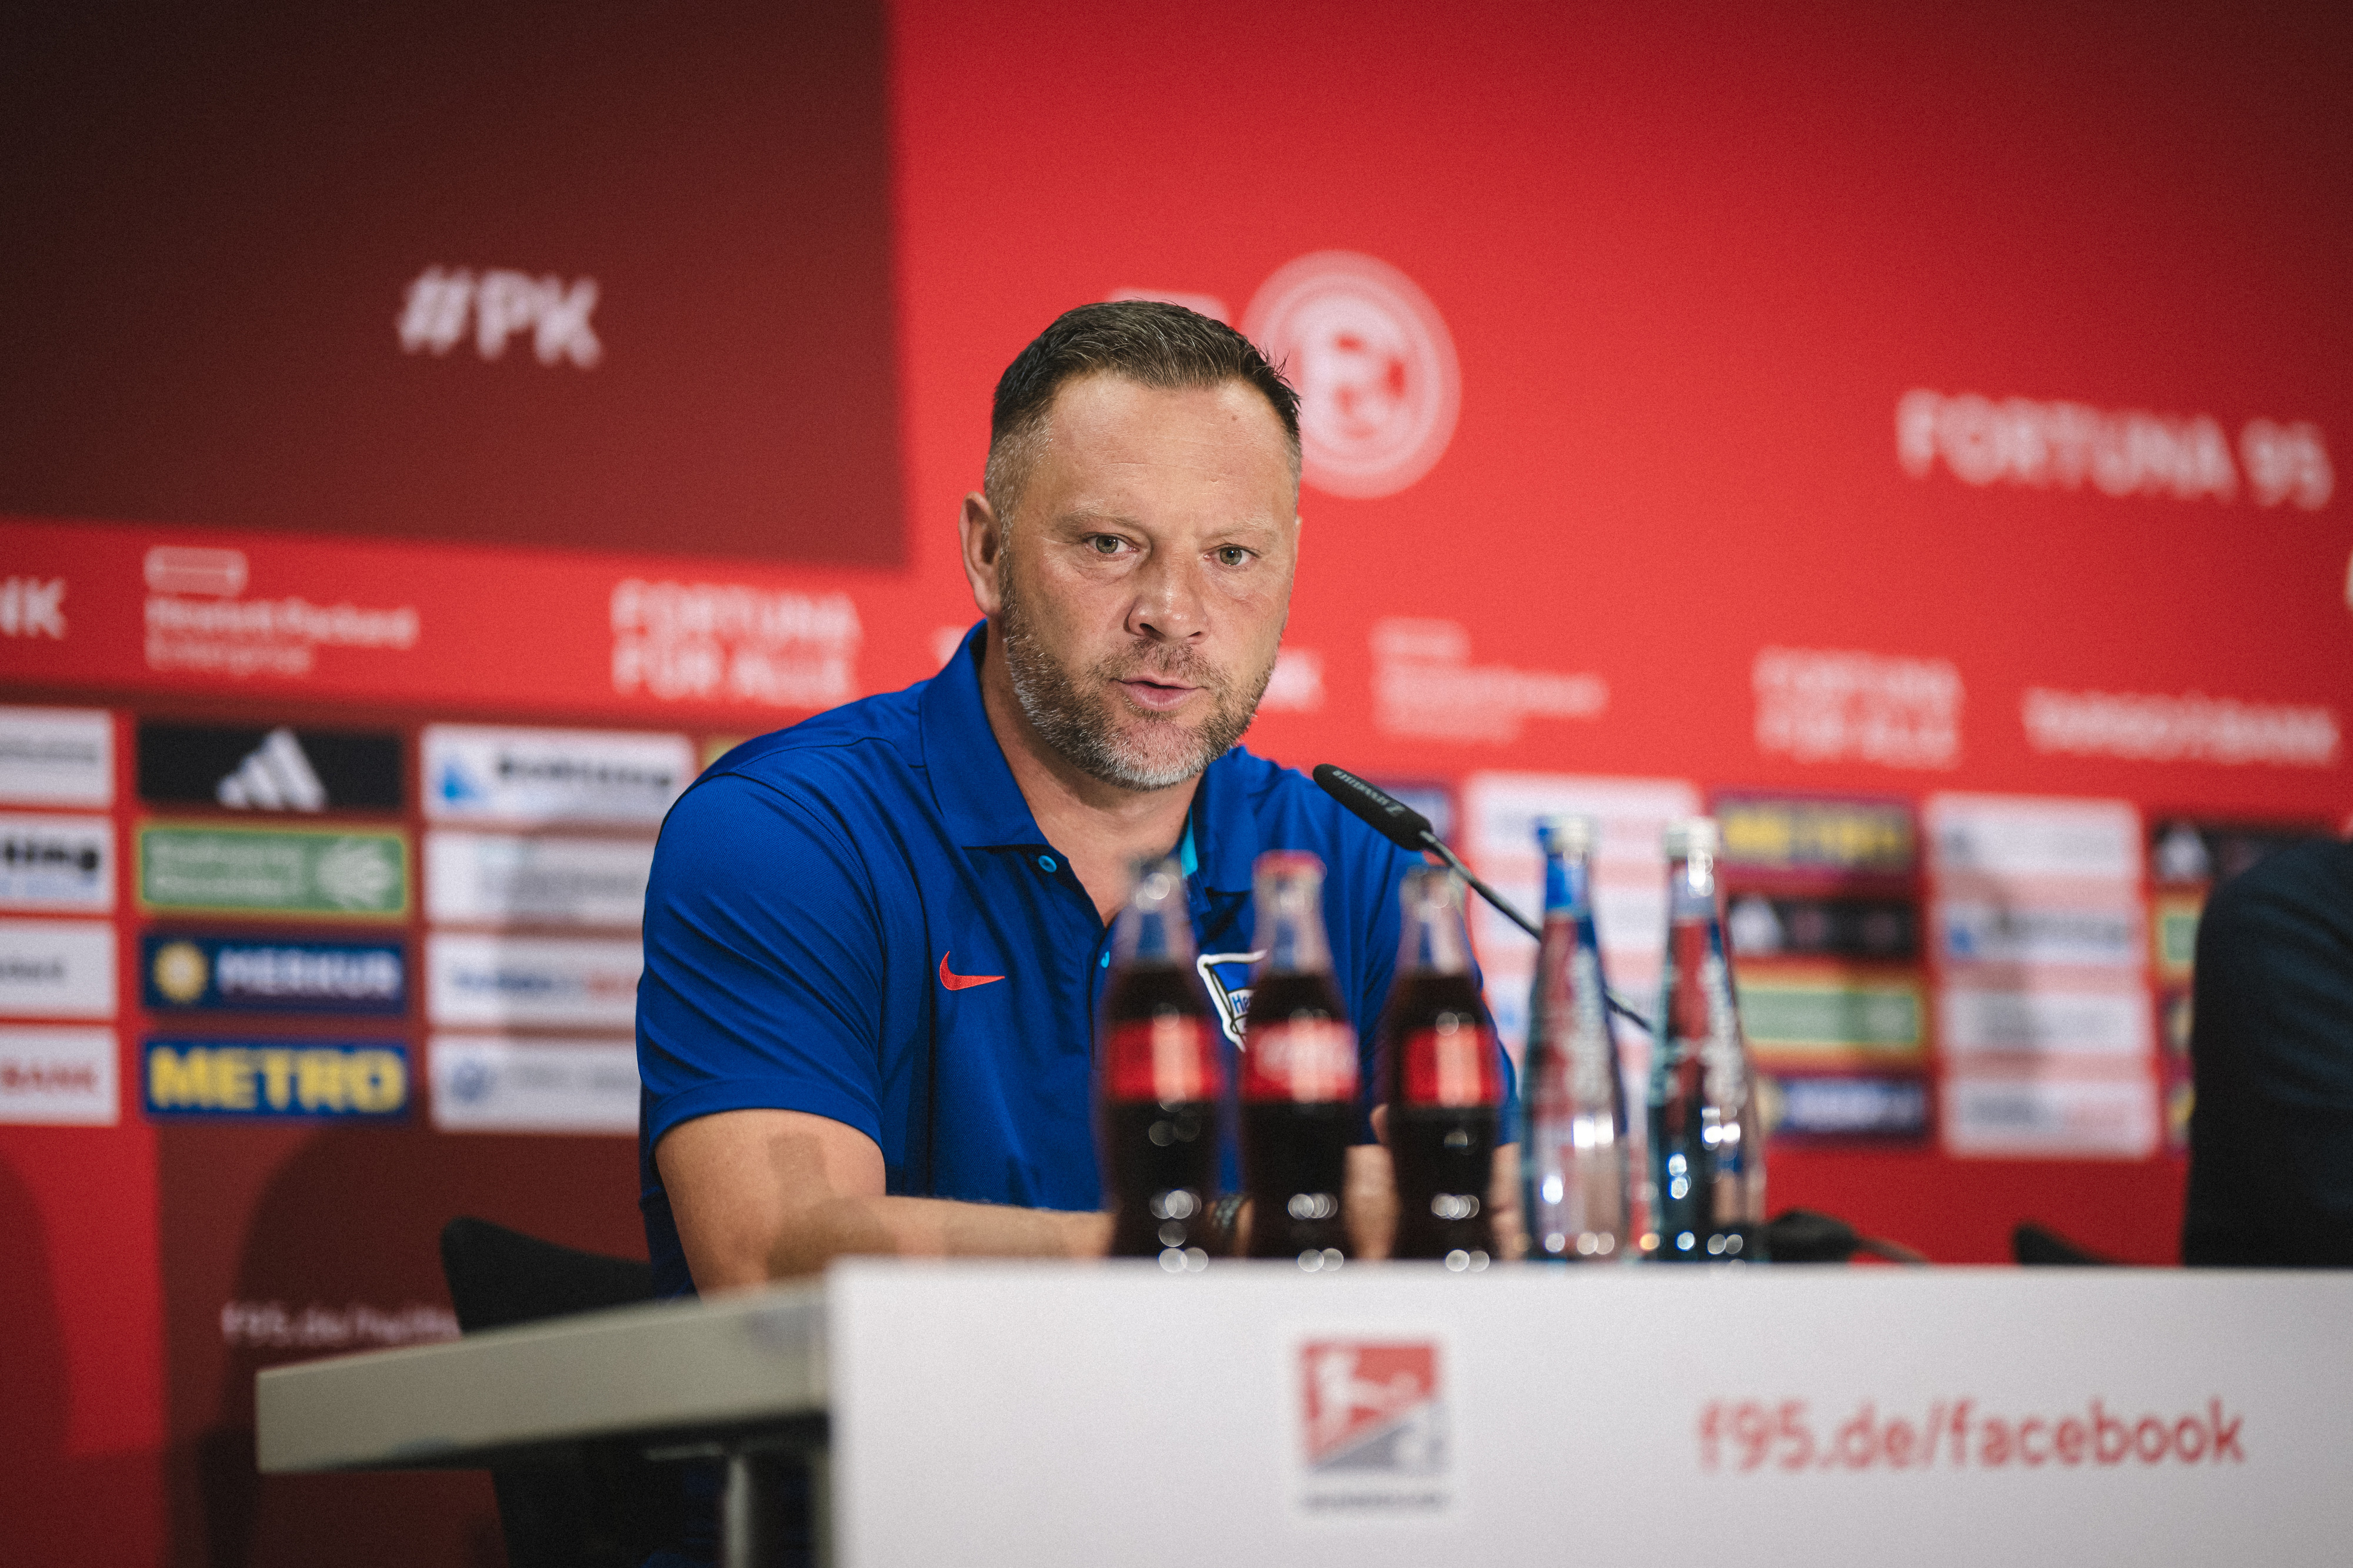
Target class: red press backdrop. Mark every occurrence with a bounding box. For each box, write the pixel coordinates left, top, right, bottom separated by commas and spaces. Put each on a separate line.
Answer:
2, 3, 2347, 1563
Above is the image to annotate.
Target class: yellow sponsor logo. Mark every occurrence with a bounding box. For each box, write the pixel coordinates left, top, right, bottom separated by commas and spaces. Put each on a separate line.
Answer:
144, 1043, 408, 1116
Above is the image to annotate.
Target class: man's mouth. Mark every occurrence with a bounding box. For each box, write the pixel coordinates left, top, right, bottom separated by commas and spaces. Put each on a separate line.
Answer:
1114, 676, 1202, 713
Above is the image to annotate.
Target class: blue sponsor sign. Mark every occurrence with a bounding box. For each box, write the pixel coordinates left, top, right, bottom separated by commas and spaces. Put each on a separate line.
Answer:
142, 934, 407, 1015
1768, 1075, 1929, 1140
142, 1038, 409, 1120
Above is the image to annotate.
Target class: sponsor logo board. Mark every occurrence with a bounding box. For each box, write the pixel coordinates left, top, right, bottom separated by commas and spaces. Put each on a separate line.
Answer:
0, 1025, 118, 1125
1763, 1074, 1929, 1140
1293, 1337, 1452, 1513
143, 1038, 409, 1119
1736, 974, 1925, 1070
138, 823, 409, 918
1245, 251, 1459, 499
1942, 1073, 2159, 1159
0, 813, 114, 912
1939, 985, 2151, 1060
1714, 795, 1918, 877
141, 934, 406, 1015
422, 725, 692, 826
424, 830, 654, 928
1938, 899, 2144, 969
0, 706, 114, 806
1725, 895, 1918, 962
429, 1036, 639, 1134
141, 547, 422, 682
426, 933, 642, 1029
1927, 796, 2143, 884
136, 720, 404, 810
0, 918, 117, 1018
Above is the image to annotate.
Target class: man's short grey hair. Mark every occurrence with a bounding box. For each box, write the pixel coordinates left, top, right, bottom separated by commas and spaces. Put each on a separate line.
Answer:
982, 300, 1302, 525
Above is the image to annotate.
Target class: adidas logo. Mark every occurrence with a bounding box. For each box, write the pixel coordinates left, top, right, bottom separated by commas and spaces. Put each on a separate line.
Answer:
216, 728, 328, 812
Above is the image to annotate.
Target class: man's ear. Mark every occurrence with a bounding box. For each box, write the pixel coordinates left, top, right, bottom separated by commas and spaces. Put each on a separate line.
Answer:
960, 492, 1005, 618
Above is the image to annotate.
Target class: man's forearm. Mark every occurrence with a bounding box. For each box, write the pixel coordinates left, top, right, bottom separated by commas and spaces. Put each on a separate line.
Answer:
767, 1193, 1112, 1278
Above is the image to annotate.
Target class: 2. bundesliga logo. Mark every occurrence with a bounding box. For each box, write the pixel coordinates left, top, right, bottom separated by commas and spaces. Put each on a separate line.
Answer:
1244, 252, 1461, 501
1296, 1339, 1450, 1513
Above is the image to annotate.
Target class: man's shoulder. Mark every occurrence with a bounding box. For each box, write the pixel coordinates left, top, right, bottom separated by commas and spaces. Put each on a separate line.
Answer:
1212, 746, 1408, 873
700, 682, 929, 795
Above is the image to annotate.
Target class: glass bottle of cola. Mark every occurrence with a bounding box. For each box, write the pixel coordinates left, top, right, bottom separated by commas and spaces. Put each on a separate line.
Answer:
1378, 867, 1502, 1269
1099, 855, 1224, 1268
1522, 815, 1631, 1262
1647, 818, 1769, 1262
1239, 850, 1357, 1268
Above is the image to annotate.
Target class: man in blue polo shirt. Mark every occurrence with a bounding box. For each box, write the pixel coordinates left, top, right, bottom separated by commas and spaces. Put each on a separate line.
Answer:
637, 301, 1515, 1298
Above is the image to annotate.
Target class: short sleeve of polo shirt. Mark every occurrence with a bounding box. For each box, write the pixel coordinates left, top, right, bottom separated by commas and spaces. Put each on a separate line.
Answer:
637, 770, 889, 1152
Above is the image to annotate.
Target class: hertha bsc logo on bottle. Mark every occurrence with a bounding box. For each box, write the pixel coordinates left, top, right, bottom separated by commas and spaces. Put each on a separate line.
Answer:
1294, 1339, 1451, 1513
1244, 252, 1460, 500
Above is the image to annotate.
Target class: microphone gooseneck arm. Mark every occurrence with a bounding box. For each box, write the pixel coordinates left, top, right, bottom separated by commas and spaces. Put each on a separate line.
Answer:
1312, 763, 1654, 1036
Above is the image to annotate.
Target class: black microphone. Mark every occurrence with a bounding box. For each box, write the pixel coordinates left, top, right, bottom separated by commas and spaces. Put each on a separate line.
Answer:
1312, 763, 1654, 1036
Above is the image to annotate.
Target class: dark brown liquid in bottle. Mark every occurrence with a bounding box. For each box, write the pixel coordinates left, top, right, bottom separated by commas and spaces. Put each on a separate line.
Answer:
1241, 970, 1354, 1259
1100, 962, 1219, 1258
1379, 972, 1499, 1261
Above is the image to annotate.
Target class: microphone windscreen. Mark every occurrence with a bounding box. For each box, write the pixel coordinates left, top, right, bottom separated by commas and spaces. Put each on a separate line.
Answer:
1312, 763, 1434, 851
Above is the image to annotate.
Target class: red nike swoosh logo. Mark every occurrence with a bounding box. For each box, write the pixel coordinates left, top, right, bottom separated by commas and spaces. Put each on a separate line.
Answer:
939, 953, 1004, 991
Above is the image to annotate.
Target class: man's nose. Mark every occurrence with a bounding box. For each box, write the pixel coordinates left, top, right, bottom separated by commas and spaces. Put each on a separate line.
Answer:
1126, 549, 1208, 643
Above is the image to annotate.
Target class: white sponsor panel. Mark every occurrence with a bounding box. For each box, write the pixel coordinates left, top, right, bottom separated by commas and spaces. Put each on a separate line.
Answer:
1939, 985, 2151, 1060
429, 1035, 641, 1134
423, 725, 692, 826
0, 813, 114, 912
1937, 899, 2144, 969
1925, 795, 2142, 884
2021, 687, 2339, 769
1897, 388, 2333, 509
425, 831, 655, 929
609, 579, 861, 710
426, 933, 642, 1029
1244, 252, 1460, 499
1943, 1072, 2160, 1159
1371, 619, 1607, 743
0, 919, 117, 1018
1753, 647, 1962, 770
0, 706, 114, 806
0, 1025, 118, 1125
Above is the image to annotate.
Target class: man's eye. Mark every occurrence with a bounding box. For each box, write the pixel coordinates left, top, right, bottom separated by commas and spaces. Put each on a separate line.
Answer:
1086, 535, 1126, 555
1215, 546, 1252, 567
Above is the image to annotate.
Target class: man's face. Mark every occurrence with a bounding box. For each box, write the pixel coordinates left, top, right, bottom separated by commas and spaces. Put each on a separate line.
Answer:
981, 373, 1299, 790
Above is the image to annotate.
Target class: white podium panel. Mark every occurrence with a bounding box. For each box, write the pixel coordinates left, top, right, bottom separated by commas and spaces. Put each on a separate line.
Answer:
828, 1263, 2351, 1567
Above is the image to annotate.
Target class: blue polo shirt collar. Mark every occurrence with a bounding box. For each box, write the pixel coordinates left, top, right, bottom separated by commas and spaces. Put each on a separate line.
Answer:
920, 624, 1052, 850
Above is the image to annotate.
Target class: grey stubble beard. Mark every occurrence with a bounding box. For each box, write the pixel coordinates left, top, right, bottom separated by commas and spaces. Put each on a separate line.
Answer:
995, 554, 1278, 791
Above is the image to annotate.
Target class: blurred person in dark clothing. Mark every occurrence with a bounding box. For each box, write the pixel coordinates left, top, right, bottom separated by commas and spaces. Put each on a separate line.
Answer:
2182, 836, 2353, 1266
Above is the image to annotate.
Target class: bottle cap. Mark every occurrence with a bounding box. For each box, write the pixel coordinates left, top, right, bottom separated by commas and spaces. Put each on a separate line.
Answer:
1535, 814, 1597, 858
1661, 817, 1719, 859
1254, 849, 1326, 879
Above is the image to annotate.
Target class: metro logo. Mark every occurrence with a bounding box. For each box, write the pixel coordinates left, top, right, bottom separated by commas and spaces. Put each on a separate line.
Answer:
143, 1040, 408, 1118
